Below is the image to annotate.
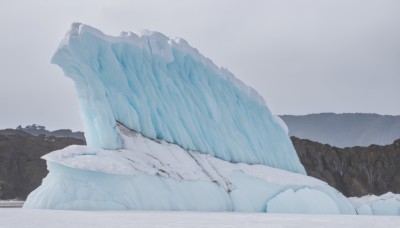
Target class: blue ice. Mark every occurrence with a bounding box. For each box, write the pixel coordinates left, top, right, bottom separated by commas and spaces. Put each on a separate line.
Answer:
51, 23, 305, 174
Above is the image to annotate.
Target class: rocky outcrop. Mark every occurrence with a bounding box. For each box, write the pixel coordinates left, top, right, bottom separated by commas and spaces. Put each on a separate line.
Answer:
0, 129, 85, 199
293, 136, 400, 197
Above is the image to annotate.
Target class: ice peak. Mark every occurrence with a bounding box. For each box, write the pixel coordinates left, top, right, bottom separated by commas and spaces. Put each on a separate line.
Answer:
69, 22, 81, 36
52, 23, 305, 174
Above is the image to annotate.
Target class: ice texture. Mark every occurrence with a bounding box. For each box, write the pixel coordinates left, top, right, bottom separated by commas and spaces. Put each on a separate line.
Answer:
349, 192, 400, 215
51, 23, 305, 174
24, 124, 355, 214
266, 188, 340, 214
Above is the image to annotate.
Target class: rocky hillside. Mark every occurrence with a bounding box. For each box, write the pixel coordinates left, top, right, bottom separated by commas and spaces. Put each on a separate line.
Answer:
0, 129, 85, 199
281, 113, 400, 147
293, 136, 400, 197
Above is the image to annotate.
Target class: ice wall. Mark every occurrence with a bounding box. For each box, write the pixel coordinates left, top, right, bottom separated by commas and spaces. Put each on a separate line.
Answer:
51, 23, 305, 174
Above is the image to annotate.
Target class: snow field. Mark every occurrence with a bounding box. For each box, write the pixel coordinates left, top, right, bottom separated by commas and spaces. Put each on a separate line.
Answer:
2, 209, 400, 228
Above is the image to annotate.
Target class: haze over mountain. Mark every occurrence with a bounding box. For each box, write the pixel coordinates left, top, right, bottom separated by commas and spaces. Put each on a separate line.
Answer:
16, 124, 85, 140
280, 113, 400, 148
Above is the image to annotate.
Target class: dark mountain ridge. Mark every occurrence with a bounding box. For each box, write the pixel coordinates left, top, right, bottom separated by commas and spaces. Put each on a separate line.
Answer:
280, 113, 400, 148
15, 124, 85, 140
293, 136, 400, 197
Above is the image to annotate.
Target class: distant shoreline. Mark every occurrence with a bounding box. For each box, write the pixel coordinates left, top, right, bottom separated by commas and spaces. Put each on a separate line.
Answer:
0, 200, 24, 208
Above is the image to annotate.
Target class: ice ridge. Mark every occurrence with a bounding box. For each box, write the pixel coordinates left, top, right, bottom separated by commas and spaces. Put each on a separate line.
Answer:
52, 23, 305, 174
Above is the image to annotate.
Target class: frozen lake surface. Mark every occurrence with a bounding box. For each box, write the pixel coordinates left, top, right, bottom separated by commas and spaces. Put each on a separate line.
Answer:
1, 208, 400, 228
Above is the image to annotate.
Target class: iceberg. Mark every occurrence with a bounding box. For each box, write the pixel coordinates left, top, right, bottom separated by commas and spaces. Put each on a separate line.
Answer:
51, 23, 304, 174
25, 23, 357, 214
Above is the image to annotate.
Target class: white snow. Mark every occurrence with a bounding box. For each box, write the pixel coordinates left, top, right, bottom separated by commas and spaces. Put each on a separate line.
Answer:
1, 209, 400, 228
43, 124, 322, 187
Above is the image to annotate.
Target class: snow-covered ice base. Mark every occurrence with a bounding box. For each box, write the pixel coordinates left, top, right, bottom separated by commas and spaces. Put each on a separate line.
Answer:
349, 193, 400, 216
25, 124, 354, 214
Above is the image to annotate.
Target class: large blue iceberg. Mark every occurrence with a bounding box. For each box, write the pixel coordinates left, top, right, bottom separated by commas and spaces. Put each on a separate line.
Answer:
51, 23, 304, 174
24, 23, 367, 214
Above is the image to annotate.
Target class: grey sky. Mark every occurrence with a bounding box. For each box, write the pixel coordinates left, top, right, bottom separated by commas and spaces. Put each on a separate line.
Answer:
1, 0, 399, 131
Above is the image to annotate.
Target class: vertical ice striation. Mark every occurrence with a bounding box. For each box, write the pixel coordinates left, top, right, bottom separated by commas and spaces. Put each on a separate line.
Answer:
51, 23, 305, 174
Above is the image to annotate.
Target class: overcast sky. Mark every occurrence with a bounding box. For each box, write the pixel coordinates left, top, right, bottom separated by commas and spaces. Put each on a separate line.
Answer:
1, 0, 399, 131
